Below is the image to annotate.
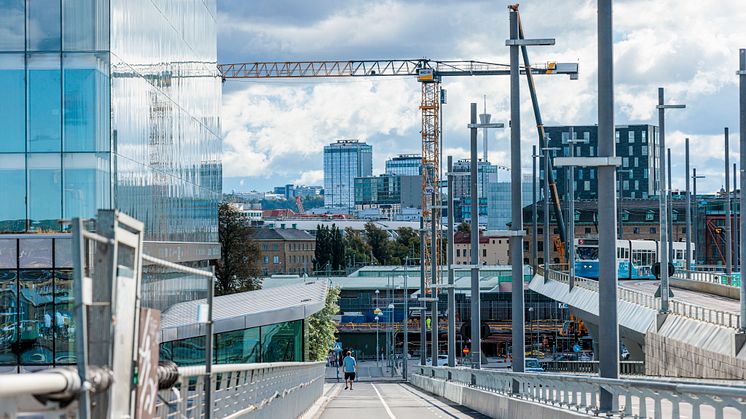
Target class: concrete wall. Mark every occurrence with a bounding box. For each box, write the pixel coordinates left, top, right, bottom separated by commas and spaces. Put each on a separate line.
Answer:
670, 277, 740, 300
645, 315, 746, 379
410, 373, 589, 419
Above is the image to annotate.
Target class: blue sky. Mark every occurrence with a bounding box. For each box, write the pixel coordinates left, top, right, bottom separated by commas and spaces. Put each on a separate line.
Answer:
217, 0, 746, 194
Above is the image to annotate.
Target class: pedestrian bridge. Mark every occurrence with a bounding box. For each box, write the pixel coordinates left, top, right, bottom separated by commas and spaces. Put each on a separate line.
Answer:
532, 266, 746, 379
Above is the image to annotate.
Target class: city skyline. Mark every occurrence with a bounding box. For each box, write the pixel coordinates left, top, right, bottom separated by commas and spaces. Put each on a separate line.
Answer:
218, 0, 746, 195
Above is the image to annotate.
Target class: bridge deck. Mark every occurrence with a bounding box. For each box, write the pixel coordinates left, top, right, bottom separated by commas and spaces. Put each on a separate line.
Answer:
621, 279, 740, 313
319, 382, 489, 419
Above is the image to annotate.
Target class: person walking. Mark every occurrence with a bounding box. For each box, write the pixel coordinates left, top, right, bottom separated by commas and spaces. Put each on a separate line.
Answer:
343, 351, 357, 390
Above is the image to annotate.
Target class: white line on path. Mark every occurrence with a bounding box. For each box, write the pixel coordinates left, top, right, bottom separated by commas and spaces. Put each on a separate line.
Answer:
371, 383, 397, 419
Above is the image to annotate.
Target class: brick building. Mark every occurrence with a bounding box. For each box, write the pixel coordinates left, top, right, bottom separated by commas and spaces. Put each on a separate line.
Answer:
453, 231, 511, 265
254, 227, 316, 275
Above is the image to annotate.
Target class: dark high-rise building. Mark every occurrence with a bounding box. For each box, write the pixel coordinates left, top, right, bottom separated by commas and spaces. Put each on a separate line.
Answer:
542, 125, 659, 200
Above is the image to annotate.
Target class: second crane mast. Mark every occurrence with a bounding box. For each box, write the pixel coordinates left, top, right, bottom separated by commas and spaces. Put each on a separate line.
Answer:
218, 58, 577, 287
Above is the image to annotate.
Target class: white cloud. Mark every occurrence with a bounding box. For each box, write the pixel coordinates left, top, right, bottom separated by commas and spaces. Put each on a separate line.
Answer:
219, 0, 746, 193
293, 170, 324, 186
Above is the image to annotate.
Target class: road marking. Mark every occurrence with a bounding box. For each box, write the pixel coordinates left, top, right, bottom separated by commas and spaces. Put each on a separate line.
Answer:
371, 384, 397, 419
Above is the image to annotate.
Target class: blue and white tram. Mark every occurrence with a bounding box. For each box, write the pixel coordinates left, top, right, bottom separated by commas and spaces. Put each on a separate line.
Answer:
574, 239, 695, 280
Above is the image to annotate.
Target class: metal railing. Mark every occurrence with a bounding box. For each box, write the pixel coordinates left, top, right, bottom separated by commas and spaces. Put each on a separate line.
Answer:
540, 361, 644, 375
415, 366, 746, 417
675, 269, 742, 288
539, 265, 742, 329
155, 362, 324, 419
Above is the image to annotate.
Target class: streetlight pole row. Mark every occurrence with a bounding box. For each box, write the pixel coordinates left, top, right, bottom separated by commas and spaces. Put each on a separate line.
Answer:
738, 48, 746, 331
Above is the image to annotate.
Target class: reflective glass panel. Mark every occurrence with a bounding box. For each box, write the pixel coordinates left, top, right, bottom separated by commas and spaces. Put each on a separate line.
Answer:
53, 239, 72, 268
63, 0, 109, 51
0, 240, 17, 269
261, 321, 302, 362
63, 153, 110, 219
170, 336, 205, 366
0, 154, 26, 232
19, 238, 52, 268
216, 328, 260, 364
54, 270, 74, 364
19, 270, 54, 365
28, 54, 61, 152
0, 270, 18, 365
26, 0, 61, 51
0, 54, 25, 152
63, 53, 110, 152
28, 154, 62, 231
0, 0, 24, 50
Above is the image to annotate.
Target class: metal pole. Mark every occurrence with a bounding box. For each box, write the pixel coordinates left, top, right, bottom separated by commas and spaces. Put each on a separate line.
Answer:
658, 87, 671, 314
72, 219, 91, 419
431, 190, 438, 364
533, 145, 538, 268
726, 127, 733, 275
694, 169, 699, 264
403, 261, 408, 379
598, 0, 619, 411
569, 128, 576, 289
686, 138, 691, 277
509, 7, 525, 378
469, 102, 481, 369
419, 218, 426, 365
668, 148, 673, 259
738, 49, 746, 332
734, 162, 739, 271
544, 151, 550, 268
619, 170, 623, 239
376, 318, 379, 367
447, 157, 456, 367
205, 267, 215, 419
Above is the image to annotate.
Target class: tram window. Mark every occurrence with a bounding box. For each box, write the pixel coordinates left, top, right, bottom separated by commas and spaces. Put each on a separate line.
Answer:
577, 247, 598, 260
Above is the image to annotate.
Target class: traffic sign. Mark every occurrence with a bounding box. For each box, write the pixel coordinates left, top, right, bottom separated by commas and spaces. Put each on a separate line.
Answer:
463, 347, 470, 355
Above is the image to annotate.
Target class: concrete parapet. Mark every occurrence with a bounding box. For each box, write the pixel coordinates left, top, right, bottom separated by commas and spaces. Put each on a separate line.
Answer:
410, 373, 590, 418
670, 277, 740, 300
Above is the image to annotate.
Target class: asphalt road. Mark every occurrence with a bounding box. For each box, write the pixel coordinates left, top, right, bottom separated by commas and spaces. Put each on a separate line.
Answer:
318, 382, 490, 419
620, 279, 741, 312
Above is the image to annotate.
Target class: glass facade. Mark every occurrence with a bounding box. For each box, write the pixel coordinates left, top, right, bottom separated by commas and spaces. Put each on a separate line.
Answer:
0, 0, 221, 241
385, 154, 421, 177
452, 160, 499, 227
160, 320, 304, 366
324, 140, 372, 211
0, 237, 75, 373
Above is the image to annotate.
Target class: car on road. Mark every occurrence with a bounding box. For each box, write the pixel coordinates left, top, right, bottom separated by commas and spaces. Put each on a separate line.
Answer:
525, 358, 544, 372
426, 355, 449, 366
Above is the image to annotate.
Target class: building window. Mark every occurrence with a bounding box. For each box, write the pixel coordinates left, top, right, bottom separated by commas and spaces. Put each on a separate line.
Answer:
650, 227, 656, 234
628, 131, 635, 143
584, 181, 590, 191
538, 258, 544, 265
263, 256, 269, 264
646, 211, 654, 221
585, 227, 592, 234
483, 249, 487, 257
456, 249, 460, 257
538, 241, 544, 251
615, 131, 620, 143
641, 145, 648, 155
633, 227, 640, 234
642, 131, 647, 143
273, 244, 278, 251
273, 256, 279, 264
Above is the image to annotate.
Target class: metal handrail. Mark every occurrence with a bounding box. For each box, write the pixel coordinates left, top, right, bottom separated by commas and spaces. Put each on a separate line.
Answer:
415, 365, 746, 416
540, 265, 740, 329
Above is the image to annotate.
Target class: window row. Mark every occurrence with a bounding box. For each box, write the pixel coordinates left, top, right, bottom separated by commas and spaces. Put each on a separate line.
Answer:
0, 53, 110, 153
160, 320, 303, 366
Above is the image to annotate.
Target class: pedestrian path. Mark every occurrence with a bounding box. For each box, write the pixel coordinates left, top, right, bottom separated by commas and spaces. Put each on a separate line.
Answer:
318, 382, 490, 419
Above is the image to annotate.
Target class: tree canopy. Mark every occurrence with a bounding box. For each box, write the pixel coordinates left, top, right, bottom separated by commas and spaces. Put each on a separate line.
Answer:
215, 203, 262, 295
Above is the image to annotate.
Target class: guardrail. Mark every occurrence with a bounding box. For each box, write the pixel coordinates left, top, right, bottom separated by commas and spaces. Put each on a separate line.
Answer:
675, 269, 742, 288
155, 362, 324, 419
539, 266, 742, 329
414, 365, 746, 417
540, 361, 644, 375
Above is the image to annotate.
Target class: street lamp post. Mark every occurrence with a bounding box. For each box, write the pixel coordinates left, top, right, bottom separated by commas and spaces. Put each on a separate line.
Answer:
403, 260, 409, 379
692, 169, 706, 265
685, 138, 692, 278
375, 289, 380, 366
739, 48, 746, 331
725, 128, 733, 275
533, 146, 539, 268
388, 303, 395, 377
542, 147, 561, 271
656, 87, 685, 314
567, 130, 588, 286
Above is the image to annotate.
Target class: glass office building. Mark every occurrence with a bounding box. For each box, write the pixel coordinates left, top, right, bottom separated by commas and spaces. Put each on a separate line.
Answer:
451, 159, 498, 227
0, 0, 221, 372
0, 0, 221, 241
324, 140, 372, 211
385, 154, 422, 177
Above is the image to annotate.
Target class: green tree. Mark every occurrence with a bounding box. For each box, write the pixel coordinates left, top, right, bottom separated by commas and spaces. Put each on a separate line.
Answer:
457, 221, 471, 234
307, 286, 341, 361
390, 227, 420, 264
215, 202, 262, 295
314, 225, 331, 272
365, 222, 391, 265
331, 225, 345, 271
344, 228, 371, 268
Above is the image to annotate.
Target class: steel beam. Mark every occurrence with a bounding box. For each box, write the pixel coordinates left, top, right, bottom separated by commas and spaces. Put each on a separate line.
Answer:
509, 7, 525, 381
726, 127, 733, 275
685, 138, 692, 277
469, 103, 481, 369
447, 157, 456, 367
740, 48, 746, 331
597, 0, 619, 412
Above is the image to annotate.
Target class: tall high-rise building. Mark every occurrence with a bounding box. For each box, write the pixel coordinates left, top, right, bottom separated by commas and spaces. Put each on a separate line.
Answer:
450, 159, 498, 227
0, 0, 221, 372
494, 176, 534, 230
542, 125, 659, 200
385, 154, 422, 177
324, 140, 372, 210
